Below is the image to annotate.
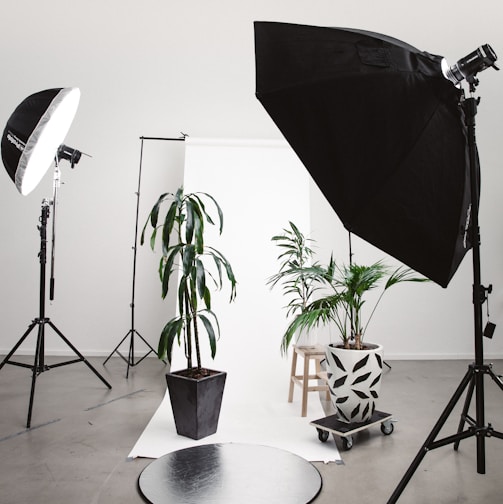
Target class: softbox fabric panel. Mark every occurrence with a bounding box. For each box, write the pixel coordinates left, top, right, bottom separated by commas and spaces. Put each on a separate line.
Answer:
254, 21, 472, 287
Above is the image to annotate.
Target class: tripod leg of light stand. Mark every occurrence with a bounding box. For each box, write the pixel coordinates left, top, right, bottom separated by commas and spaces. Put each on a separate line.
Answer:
0, 320, 42, 428
27, 322, 47, 428
131, 331, 161, 364
103, 331, 131, 366
126, 330, 165, 378
483, 367, 503, 441
125, 332, 164, 377
0, 321, 38, 371
127, 331, 134, 378
387, 367, 475, 504
488, 366, 503, 391
47, 320, 111, 389
453, 374, 476, 450
103, 330, 138, 378
103, 328, 164, 378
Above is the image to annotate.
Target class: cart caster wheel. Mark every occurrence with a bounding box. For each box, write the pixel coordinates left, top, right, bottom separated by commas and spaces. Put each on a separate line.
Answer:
381, 421, 394, 435
317, 429, 329, 443
342, 436, 353, 450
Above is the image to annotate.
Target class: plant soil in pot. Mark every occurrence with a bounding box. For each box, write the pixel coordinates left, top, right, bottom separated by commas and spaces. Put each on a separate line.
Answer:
325, 343, 383, 423
166, 368, 227, 440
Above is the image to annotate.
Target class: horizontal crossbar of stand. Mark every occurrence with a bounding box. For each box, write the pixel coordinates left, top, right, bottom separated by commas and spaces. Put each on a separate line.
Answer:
429, 427, 487, 451
3, 357, 85, 372
114, 349, 153, 367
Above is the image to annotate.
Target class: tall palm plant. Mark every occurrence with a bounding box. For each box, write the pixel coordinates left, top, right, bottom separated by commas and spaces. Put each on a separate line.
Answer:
141, 186, 237, 375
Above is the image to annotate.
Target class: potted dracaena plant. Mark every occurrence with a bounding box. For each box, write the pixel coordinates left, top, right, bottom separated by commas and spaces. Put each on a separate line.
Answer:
141, 186, 237, 440
271, 223, 427, 425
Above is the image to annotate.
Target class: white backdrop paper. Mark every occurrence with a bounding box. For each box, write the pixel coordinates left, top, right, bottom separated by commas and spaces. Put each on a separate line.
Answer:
171, 137, 313, 398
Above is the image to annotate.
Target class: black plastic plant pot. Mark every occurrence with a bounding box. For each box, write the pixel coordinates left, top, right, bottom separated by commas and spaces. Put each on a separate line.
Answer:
165, 369, 227, 440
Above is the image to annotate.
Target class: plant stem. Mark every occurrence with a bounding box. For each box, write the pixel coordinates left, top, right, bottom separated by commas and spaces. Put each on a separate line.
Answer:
192, 304, 202, 372
355, 333, 362, 350
184, 285, 193, 369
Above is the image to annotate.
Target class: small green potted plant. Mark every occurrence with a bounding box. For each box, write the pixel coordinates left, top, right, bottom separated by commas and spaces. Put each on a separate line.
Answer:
285, 256, 427, 424
141, 186, 237, 440
267, 221, 329, 352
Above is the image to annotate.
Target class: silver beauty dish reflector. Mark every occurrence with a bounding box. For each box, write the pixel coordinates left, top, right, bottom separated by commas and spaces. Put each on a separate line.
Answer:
1, 87, 80, 195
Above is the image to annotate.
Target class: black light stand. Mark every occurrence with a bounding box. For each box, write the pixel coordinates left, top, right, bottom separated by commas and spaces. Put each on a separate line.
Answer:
103, 135, 186, 377
0, 199, 112, 428
388, 83, 503, 503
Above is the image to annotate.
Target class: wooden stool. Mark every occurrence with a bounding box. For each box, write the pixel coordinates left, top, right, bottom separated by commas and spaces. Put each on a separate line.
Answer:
288, 344, 330, 417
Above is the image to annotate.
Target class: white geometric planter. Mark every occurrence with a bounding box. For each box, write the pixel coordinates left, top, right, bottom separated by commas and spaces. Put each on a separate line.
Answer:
325, 343, 384, 423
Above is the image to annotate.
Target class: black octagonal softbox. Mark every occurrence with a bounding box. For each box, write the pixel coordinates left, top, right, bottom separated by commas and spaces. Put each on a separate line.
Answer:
254, 21, 472, 288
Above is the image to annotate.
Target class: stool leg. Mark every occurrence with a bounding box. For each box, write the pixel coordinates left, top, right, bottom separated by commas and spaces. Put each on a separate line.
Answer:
288, 349, 297, 403
301, 355, 309, 417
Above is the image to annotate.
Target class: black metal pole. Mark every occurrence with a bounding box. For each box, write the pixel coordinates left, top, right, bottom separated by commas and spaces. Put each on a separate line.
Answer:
465, 95, 488, 474
128, 136, 145, 375
27, 201, 51, 427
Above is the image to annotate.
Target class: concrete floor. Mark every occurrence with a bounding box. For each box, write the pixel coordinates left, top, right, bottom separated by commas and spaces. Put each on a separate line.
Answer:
0, 355, 502, 503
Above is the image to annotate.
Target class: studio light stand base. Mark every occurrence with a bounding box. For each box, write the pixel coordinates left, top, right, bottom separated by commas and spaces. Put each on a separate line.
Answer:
103, 327, 166, 379
0, 317, 112, 429
387, 362, 503, 503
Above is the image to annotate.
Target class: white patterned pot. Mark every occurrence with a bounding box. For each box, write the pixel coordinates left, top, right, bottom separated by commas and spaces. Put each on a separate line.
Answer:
325, 343, 384, 423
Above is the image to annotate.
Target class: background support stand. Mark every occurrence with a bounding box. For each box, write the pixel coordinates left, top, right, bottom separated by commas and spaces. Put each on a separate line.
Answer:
387, 91, 503, 503
103, 135, 186, 377
0, 200, 112, 428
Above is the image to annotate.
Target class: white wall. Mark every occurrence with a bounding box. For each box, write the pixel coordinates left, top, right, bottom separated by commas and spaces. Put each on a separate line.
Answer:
0, 0, 502, 361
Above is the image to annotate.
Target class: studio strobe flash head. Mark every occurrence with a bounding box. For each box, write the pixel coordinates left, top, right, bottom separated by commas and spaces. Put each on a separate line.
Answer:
444, 44, 499, 85
57, 144, 82, 168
